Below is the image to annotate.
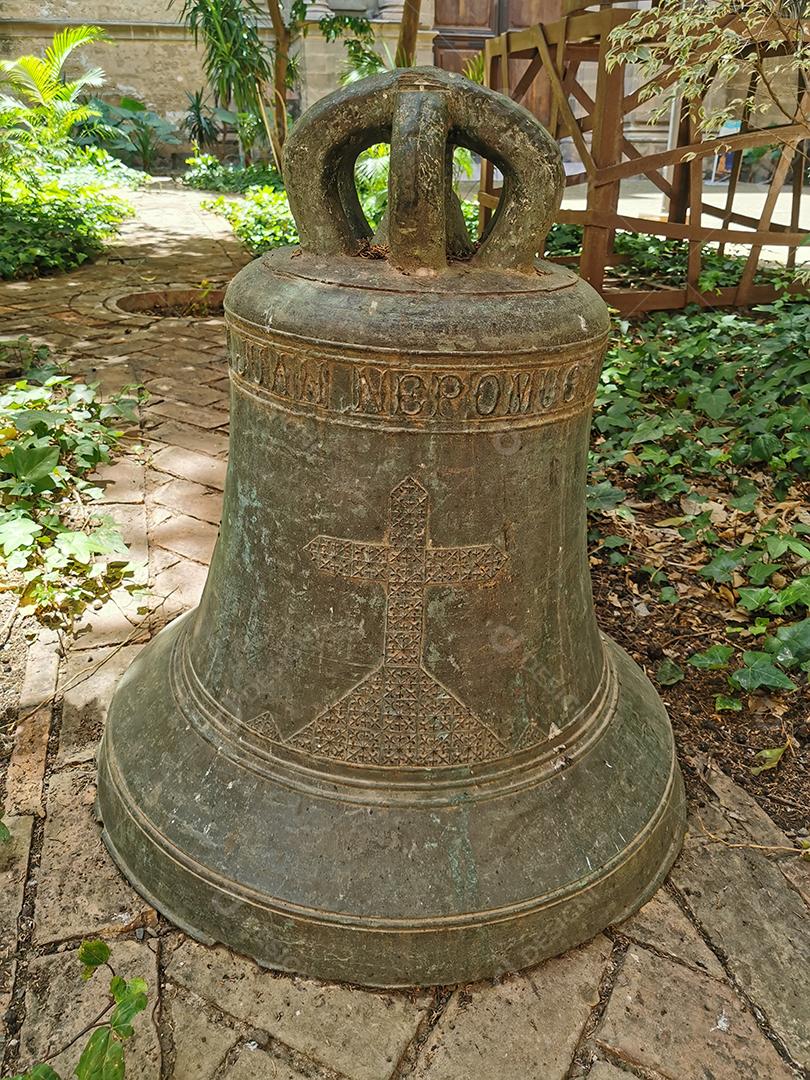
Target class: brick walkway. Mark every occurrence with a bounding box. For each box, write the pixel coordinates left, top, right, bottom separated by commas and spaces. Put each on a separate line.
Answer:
1, 187, 809, 1080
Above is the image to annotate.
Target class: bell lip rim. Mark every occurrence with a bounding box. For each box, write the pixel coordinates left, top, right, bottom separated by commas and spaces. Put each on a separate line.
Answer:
96, 742, 685, 934
170, 615, 623, 803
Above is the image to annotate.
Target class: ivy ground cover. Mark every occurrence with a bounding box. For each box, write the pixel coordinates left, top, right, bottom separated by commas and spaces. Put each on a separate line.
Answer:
588, 296, 809, 831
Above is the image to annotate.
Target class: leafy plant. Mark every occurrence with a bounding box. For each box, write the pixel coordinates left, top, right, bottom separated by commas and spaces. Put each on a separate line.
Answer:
182, 150, 282, 193
544, 226, 794, 293
173, 0, 380, 169
0, 181, 129, 280
3, 940, 149, 1079
183, 89, 220, 148
608, 2, 810, 139
0, 26, 106, 171
0, 28, 134, 278
203, 186, 298, 252
0, 341, 144, 629
86, 97, 181, 171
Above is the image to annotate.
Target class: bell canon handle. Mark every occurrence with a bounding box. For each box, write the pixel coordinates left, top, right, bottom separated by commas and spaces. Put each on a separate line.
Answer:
283, 67, 564, 273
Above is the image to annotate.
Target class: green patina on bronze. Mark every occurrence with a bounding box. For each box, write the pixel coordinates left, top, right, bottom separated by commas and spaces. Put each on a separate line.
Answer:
97, 67, 686, 988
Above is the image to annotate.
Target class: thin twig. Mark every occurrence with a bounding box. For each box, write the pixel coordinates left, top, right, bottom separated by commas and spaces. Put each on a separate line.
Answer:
40, 1002, 113, 1064
697, 811, 804, 856
0, 594, 21, 652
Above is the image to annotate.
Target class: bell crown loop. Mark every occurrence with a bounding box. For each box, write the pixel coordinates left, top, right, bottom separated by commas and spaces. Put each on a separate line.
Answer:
283, 67, 564, 274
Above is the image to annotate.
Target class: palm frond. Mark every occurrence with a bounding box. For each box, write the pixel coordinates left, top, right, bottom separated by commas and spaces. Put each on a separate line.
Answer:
64, 67, 106, 98
4, 57, 59, 106
44, 25, 106, 78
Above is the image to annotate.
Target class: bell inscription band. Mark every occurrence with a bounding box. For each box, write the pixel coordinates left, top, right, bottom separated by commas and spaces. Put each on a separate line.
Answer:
97, 68, 686, 987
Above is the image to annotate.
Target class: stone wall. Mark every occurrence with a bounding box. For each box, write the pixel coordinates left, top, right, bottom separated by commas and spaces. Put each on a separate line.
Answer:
0, 2, 435, 121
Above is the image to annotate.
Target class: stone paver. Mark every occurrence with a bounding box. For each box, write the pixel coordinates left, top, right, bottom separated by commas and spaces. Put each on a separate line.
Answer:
150, 557, 209, 615
145, 375, 224, 407
151, 445, 227, 490
165, 938, 428, 1080
616, 889, 724, 979
152, 477, 223, 524
595, 945, 794, 1080
412, 936, 612, 1080
228, 1045, 315, 1080
4, 632, 60, 816
169, 991, 240, 1079
150, 511, 220, 564
58, 643, 145, 764
671, 803, 810, 1070
34, 765, 155, 945
587, 1062, 632, 1079
72, 586, 149, 651
19, 940, 160, 1078
148, 421, 230, 457
0, 815, 33, 1016
148, 399, 229, 430
95, 458, 146, 503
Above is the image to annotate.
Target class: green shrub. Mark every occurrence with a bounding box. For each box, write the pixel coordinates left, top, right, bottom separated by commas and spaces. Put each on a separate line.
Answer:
0, 339, 144, 629
207, 181, 480, 255
0, 181, 130, 280
204, 186, 298, 252
544, 224, 794, 292
0, 27, 136, 279
182, 150, 283, 193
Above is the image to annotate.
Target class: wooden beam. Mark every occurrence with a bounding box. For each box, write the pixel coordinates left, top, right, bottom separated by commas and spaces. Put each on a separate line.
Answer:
593, 122, 809, 185
555, 209, 809, 246
532, 24, 597, 176
580, 30, 624, 291
736, 89, 810, 302
687, 115, 703, 295
510, 51, 543, 106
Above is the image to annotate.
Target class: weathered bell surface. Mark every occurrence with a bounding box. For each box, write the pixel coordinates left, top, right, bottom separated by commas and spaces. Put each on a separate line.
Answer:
97, 67, 686, 987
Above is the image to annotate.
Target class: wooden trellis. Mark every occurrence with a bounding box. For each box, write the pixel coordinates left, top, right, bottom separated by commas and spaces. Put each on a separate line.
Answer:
479, 2, 810, 313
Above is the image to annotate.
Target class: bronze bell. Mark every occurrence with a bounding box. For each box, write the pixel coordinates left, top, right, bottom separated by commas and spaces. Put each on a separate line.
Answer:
97, 68, 685, 987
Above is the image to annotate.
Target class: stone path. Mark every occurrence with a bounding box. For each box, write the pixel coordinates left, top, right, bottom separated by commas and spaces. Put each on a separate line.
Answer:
1, 186, 809, 1080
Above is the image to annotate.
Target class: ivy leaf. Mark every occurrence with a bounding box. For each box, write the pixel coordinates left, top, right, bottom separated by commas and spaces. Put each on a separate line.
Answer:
0, 443, 59, 482
109, 983, 148, 1038
729, 490, 758, 512
0, 817, 11, 843
11, 409, 69, 432
688, 644, 734, 669
750, 744, 788, 776
729, 652, 797, 692
765, 619, 810, 668
78, 939, 110, 980
696, 388, 733, 419
656, 658, 684, 685
747, 561, 780, 585
586, 480, 626, 512
715, 694, 742, 711
700, 551, 741, 583
0, 515, 42, 556
750, 433, 781, 461
768, 577, 810, 614
75, 1026, 124, 1080
736, 586, 776, 612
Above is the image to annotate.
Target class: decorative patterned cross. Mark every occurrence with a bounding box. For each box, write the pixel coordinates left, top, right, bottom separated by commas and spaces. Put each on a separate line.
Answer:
282, 477, 510, 768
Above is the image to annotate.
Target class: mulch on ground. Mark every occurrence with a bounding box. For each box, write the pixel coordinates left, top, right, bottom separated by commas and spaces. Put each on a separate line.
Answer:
591, 491, 809, 840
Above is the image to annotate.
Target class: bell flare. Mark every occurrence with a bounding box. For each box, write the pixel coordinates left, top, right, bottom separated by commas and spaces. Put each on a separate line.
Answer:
97, 610, 684, 987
